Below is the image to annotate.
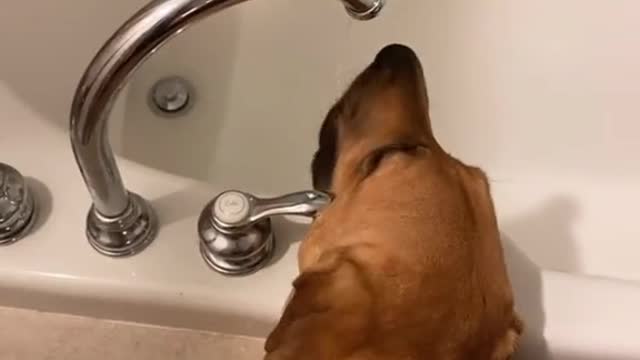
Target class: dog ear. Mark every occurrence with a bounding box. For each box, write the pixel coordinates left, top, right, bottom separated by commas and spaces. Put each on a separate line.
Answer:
489, 315, 524, 360
311, 104, 340, 191
264, 270, 339, 359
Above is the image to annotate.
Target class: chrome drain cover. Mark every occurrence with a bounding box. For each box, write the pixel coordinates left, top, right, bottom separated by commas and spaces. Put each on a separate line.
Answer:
149, 76, 194, 116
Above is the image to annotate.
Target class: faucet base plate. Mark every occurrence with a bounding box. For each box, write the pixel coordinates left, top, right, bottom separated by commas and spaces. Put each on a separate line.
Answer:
0, 163, 38, 246
199, 234, 275, 276
0, 195, 37, 246
86, 192, 158, 257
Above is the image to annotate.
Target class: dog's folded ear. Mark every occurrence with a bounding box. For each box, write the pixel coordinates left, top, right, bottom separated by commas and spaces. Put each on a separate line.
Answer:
311, 104, 340, 192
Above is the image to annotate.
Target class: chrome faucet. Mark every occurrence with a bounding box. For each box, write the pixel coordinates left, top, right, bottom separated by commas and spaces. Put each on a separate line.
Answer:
70, 0, 385, 257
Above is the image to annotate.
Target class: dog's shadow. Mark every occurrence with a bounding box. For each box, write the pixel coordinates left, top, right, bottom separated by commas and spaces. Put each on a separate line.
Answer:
502, 236, 551, 360
502, 196, 580, 360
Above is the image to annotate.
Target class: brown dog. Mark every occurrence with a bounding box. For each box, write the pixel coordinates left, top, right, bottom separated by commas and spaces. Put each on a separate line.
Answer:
265, 44, 523, 360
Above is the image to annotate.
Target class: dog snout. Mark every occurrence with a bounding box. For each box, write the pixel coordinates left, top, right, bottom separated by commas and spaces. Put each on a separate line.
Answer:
373, 44, 420, 72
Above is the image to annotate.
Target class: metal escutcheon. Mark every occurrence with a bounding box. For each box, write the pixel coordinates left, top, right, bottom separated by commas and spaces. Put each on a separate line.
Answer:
0, 163, 37, 245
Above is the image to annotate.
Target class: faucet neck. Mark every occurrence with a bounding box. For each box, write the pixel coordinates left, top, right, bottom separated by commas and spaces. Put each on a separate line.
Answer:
69, 0, 384, 256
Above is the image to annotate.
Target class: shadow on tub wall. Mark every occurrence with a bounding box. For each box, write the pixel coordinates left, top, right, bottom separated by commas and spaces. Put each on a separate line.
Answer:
502, 196, 581, 273
502, 236, 551, 360
501, 195, 580, 360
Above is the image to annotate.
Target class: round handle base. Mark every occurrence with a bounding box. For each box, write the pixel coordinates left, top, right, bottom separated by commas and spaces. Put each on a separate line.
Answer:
199, 234, 275, 276
0, 195, 37, 246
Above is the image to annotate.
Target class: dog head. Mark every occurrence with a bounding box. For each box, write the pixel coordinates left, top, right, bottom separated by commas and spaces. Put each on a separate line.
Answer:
266, 44, 522, 359
312, 43, 435, 193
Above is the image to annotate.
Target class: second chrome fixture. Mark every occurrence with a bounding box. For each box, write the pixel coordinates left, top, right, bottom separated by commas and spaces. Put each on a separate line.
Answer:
198, 190, 331, 275
69, 0, 384, 260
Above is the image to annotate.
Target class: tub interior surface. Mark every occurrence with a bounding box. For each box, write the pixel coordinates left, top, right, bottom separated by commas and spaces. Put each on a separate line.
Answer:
112, 0, 640, 281
1, 1, 640, 358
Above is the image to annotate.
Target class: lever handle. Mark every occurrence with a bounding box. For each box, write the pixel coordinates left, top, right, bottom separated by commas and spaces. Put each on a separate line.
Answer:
212, 190, 331, 229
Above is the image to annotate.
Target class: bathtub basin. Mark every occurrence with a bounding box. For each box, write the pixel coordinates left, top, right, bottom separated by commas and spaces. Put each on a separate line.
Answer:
2, 0, 640, 358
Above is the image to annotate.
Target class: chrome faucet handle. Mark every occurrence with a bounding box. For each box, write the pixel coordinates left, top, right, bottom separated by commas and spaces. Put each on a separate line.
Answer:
0, 163, 37, 245
198, 190, 331, 276
212, 190, 332, 230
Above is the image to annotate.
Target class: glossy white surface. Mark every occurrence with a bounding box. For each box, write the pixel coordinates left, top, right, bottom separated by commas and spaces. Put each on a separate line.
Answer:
2, 0, 640, 359
119, 0, 640, 280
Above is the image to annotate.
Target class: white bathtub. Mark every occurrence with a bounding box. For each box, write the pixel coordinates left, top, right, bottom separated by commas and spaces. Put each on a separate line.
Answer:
1, 0, 639, 358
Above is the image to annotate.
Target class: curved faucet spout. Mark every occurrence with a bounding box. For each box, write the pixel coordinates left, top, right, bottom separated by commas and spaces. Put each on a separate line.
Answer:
70, 0, 250, 218
69, 0, 384, 256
